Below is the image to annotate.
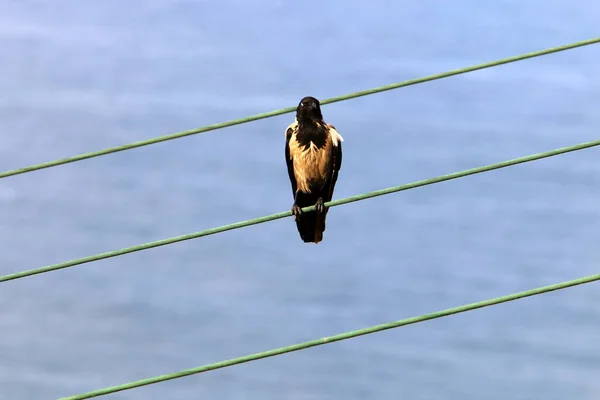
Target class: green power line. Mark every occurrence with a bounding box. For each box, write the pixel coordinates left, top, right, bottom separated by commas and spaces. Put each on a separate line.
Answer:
59, 273, 600, 400
2, 139, 599, 283
1, 37, 599, 180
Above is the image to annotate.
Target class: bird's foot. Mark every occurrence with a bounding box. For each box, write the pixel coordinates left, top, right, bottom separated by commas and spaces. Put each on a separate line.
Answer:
315, 197, 325, 214
291, 204, 303, 220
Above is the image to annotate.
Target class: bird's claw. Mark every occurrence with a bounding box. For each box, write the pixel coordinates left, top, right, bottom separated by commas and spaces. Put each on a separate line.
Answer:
291, 204, 303, 220
315, 198, 325, 214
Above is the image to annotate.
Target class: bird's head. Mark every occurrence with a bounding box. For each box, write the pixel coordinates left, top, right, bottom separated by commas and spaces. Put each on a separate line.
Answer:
296, 96, 323, 122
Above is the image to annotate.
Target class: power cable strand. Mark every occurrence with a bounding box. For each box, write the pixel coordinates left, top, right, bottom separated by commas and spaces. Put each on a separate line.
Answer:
1, 37, 599, 180
59, 273, 600, 400
1, 139, 599, 283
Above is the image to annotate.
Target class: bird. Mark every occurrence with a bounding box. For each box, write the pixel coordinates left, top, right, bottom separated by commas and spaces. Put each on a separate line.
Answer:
284, 96, 343, 243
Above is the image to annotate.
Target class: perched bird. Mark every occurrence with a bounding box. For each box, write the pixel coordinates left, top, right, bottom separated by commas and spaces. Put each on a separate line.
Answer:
284, 96, 343, 243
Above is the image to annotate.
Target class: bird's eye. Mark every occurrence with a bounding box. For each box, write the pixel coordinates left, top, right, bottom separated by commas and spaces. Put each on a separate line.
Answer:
300, 102, 304, 107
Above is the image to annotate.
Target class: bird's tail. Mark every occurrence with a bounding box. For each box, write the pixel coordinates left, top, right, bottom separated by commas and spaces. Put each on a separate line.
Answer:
295, 210, 327, 244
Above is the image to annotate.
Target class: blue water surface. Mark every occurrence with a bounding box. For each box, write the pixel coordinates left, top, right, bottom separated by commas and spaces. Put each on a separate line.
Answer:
0, 1, 599, 399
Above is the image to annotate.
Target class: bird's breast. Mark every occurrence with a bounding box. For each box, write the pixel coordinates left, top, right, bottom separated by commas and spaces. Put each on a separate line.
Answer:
290, 139, 331, 193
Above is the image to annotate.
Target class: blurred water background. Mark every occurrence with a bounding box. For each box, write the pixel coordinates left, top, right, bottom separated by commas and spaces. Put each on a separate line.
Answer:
1, 1, 599, 399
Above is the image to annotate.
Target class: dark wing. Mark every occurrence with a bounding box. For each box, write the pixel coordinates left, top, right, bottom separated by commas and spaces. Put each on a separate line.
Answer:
285, 126, 297, 196
325, 126, 342, 204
